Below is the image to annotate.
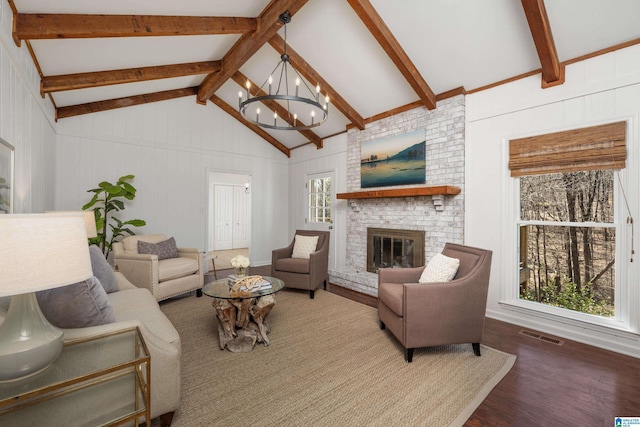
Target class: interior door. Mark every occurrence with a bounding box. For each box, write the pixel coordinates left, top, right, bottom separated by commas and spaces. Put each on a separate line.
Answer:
213, 185, 233, 250
306, 171, 336, 270
233, 185, 250, 248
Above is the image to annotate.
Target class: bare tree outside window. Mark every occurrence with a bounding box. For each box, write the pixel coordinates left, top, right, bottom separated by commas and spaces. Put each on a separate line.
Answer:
519, 171, 615, 317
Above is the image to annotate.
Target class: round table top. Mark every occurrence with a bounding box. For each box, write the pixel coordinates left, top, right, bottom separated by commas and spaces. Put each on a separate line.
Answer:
202, 275, 285, 300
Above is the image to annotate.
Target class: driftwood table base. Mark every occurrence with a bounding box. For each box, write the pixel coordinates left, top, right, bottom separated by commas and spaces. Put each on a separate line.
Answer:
212, 294, 276, 352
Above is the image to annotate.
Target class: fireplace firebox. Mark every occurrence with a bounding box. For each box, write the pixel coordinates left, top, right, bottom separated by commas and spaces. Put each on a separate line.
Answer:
367, 228, 425, 273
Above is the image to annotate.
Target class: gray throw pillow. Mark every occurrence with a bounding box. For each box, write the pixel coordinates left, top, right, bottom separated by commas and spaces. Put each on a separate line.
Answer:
138, 237, 179, 260
89, 245, 119, 293
36, 276, 116, 328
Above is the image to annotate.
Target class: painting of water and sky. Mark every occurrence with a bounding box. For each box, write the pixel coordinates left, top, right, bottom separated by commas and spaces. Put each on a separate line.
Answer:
360, 129, 426, 188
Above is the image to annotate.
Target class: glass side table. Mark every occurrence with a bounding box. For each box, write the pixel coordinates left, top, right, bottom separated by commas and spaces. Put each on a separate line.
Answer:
0, 327, 150, 427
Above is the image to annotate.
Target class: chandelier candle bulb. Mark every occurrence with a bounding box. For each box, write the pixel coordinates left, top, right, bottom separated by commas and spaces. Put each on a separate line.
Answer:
256, 108, 260, 121
237, 12, 328, 131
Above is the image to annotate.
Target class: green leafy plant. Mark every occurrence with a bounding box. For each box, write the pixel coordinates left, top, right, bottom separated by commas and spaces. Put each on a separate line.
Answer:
82, 174, 146, 259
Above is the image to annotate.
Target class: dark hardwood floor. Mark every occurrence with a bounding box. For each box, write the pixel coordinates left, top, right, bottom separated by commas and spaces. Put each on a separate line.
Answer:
324, 282, 640, 427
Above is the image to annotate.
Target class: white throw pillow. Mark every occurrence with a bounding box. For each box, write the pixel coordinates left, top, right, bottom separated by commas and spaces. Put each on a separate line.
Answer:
419, 253, 460, 283
292, 235, 320, 259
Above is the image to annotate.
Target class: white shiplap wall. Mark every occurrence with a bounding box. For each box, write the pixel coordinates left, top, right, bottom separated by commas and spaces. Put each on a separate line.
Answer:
55, 96, 290, 266
0, 1, 57, 213
466, 44, 640, 358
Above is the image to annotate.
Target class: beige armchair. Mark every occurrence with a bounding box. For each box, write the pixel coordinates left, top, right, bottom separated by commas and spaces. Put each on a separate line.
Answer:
113, 234, 203, 302
271, 230, 330, 299
378, 243, 492, 362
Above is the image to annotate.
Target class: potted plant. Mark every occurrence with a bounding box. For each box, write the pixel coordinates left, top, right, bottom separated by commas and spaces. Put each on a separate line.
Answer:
83, 174, 146, 259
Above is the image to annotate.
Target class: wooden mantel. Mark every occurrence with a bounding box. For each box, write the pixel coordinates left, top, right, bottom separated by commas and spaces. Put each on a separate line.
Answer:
336, 185, 460, 199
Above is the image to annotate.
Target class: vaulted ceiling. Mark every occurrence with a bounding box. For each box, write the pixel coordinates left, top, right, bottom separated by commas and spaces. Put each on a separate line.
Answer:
8, 0, 640, 157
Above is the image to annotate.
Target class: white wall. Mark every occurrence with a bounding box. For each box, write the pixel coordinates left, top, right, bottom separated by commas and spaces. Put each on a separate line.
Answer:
0, 1, 57, 213
288, 133, 348, 271
55, 96, 290, 267
466, 44, 640, 357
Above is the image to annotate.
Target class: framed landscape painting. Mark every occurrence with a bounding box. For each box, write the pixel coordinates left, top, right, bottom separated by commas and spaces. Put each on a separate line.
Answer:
360, 129, 426, 188
0, 138, 14, 214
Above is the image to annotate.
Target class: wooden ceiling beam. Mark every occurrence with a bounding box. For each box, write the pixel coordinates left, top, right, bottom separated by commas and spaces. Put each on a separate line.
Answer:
346, 0, 436, 110
268, 34, 366, 130
56, 87, 197, 120
232, 71, 323, 149
13, 14, 256, 42
41, 61, 221, 96
521, 0, 565, 88
197, 0, 309, 104
210, 95, 291, 158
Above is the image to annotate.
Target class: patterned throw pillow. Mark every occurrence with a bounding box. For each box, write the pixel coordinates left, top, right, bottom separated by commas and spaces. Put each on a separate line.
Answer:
418, 253, 460, 283
291, 235, 320, 259
138, 237, 179, 260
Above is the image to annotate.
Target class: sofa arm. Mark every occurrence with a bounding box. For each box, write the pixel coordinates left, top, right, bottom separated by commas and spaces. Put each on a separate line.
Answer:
114, 271, 137, 291
177, 247, 204, 286
113, 253, 159, 296
62, 320, 181, 419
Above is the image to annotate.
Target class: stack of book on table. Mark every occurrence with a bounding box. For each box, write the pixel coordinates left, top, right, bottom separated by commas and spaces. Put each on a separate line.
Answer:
228, 275, 272, 292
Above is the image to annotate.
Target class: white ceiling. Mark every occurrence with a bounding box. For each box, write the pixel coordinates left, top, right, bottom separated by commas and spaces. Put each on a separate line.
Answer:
10, 0, 640, 153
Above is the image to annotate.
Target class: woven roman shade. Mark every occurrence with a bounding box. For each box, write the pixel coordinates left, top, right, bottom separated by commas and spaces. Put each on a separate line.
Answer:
509, 121, 627, 177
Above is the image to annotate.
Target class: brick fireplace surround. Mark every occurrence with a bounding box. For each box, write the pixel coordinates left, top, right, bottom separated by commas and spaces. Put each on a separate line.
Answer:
329, 95, 465, 296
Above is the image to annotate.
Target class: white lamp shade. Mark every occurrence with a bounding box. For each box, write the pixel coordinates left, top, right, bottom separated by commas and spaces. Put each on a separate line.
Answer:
45, 210, 98, 239
0, 214, 93, 296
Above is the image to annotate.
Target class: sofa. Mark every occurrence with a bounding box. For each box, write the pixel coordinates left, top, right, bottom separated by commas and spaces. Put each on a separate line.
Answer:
113, 234, 203, 302
0, 248, 181, 426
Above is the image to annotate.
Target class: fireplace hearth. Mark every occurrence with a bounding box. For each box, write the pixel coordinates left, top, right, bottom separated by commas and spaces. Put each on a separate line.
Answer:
367, 228, 425, 273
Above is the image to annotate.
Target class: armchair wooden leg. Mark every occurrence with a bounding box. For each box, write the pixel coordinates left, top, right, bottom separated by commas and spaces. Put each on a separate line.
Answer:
379, 319, 385, 330
309, 290, 315, 299
323, 279, 327, 290
405, 348, 414, 363
472, 343, 481, 356
196, 288, 202, 297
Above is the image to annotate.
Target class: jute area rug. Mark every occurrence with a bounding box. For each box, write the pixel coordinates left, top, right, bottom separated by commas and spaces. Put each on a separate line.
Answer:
158, 289, 515, 427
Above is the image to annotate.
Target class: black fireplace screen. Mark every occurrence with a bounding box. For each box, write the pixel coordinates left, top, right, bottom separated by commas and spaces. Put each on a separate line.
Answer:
367, 228, 425, 273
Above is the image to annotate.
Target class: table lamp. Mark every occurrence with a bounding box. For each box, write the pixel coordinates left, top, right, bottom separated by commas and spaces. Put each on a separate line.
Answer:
45, 210, 98, 239
0, 213, 92, 381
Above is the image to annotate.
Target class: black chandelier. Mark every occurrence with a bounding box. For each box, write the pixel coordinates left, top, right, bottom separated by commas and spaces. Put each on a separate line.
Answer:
238, 11, 329, 131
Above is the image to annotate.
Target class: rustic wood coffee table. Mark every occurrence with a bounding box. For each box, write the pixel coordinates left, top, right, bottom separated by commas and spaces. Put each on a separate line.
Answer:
202, 276, 285, 352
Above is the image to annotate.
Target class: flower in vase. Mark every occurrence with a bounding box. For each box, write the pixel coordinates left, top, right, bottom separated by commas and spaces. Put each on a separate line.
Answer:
231, 255, 250, 269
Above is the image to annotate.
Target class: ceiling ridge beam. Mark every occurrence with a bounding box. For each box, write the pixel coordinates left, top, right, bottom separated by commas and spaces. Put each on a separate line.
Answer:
210, 95, 291, 158
346, 0, 436, 110
521, 0, 565, 88
268, 34, 366, 130
55, 87, 197, 120
197, 0, 309, 104
13, 14, 256, 42
232, 71, 323, 149
41, 61, 221, 96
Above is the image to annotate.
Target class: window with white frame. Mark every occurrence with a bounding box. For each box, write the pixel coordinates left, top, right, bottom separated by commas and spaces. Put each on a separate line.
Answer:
510, 121, 627, 322
308, 177, 331, 223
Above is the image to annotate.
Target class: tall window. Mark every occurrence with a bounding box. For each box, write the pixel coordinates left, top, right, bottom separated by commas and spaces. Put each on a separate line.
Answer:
308, 177, 331, 223
510, 121, 627, 321
518, 171, 615, 317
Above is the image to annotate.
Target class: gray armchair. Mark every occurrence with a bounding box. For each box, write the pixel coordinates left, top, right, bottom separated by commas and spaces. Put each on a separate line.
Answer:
113, 234, 203, 302
378, 243, 492, 362
271, 230, 330, 299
